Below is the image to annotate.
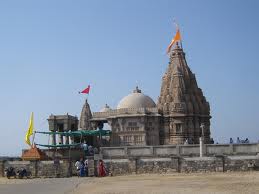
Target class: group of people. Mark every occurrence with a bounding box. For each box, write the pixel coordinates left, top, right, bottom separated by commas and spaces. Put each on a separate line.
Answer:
75, 158, 88, 177
183, 137, 215, 145
230, 137, 250, 144
75, 158, 106, 177
81, 142, 98, 156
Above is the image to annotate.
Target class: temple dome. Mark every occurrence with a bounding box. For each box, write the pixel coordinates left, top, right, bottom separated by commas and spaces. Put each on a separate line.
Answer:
100, 104, 112, 112
117, 87, 156, 109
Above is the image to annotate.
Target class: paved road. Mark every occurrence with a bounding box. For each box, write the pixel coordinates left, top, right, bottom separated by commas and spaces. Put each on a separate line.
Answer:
2, 172, 259, 194
0, 177, 88, 194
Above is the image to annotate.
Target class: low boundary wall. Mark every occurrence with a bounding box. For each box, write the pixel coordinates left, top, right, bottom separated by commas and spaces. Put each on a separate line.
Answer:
100, 143, 259, 159
103, 155, 259, 175
0, 160, 78, 178
1, 155, 258, 178
1, 144, 259, 177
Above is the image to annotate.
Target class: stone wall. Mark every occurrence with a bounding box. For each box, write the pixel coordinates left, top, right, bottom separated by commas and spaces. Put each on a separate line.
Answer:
103, 155, 259, 176
1, 144, 259, 178
43, 148, 84, 160
36, 160, 73, 177
100, 143, 259, 159
1, 155, 259, 177
1, 160, 77, 178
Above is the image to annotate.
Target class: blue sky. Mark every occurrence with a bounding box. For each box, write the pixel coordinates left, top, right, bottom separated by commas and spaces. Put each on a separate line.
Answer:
0, 0, 259, 155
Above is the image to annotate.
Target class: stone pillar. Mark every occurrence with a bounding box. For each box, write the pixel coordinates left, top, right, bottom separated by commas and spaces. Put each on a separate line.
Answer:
256, 142, 259, 156
64, 135, 69, 145
64, 159, 72, 177
229, 144, 234, 155
176, 145, 180, 156
215, 155, 225, 172
87, 158, 95, 177
150, 146, 154, 156
129, 158, 137, 174
199, 137, 204, 157
0, 160, 4, 177
69, 136, 74, 144
256, 143, 259, 156
63, 119, 69, 145
58, 134, 63, 144
171, 157, 180, 173
30, 160, 38, 177
124, 147, 128, 156
51, 134, 56, 146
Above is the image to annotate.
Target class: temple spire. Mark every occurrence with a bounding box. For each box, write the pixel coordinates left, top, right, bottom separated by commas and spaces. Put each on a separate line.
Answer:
158, 39, 211, 144
79, 99, 92, 130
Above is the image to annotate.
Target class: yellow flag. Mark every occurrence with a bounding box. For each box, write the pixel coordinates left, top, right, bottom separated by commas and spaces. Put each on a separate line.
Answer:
25, 112, 34, 146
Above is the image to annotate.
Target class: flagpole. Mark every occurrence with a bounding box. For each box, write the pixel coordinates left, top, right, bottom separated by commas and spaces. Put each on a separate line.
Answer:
180, 39, 183, 50
174, 20, 183, 49
31, 131, 36, 148
86, 92, 89, 101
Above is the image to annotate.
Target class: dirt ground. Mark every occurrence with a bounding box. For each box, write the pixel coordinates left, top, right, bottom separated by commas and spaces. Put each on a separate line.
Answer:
74, 172, 259, 194
1, 172, 259, 194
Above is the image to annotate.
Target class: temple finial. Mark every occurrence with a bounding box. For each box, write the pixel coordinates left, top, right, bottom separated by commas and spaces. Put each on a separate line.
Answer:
133, 86, 141, 93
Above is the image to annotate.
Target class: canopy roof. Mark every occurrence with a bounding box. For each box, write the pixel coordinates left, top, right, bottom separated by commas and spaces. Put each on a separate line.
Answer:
35, 143, 81, 148
35, 129, 111, 137
34, 130, 111, 148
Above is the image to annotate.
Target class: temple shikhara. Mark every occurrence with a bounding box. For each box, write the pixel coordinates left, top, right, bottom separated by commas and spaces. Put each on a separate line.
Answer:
158, 43, 211, 144
46, 41, 212, 147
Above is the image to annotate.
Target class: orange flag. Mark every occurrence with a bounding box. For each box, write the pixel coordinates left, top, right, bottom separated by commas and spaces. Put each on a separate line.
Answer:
166, 29, 181, 54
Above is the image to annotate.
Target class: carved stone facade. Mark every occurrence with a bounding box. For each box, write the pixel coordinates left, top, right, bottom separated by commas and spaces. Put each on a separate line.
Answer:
157, 43, 211, 144
91, 88, 161, 146
108, 115, 160, 146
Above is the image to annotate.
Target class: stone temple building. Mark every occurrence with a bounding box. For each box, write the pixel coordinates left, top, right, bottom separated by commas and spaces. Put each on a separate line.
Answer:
157, 43, 211, 144
78, 43, 211, 146
90, 86, 161, 146
48, 43, 211, 146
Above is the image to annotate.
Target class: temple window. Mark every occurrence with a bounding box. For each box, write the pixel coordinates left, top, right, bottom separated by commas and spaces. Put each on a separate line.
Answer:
57, 123, 64, 132
128, 122, 137, 127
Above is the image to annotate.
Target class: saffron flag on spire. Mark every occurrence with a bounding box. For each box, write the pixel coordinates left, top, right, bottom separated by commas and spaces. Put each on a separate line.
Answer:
25, 112, 34, 146
79, 85, 90, 94
166, 28, 181, 54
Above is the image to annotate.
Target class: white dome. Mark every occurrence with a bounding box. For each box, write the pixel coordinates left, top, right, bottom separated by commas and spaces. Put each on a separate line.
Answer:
100, 104, 112, 112
117, 87, 156, 109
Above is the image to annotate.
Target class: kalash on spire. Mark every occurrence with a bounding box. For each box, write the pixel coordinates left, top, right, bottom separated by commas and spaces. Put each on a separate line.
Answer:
157, 24, 212, 145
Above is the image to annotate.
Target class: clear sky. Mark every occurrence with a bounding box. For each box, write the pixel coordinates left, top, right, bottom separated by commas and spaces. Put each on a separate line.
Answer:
0, 0, 259, 156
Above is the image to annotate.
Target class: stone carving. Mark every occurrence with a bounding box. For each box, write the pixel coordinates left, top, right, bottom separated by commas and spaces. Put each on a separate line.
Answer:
158, 43, 211, 144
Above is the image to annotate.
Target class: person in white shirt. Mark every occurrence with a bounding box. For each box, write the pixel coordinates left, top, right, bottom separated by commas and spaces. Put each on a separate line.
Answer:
75, 160, 81, 176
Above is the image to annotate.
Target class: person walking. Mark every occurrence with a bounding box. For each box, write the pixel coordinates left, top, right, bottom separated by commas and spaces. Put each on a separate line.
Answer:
83, 142, 88, 156
75, 159, 81, 177
98, 159, 106, 177
79, 158, 85, 177
84, 159, 88, 177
